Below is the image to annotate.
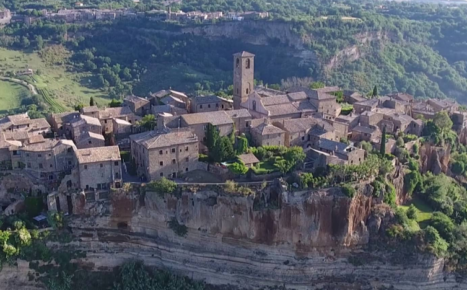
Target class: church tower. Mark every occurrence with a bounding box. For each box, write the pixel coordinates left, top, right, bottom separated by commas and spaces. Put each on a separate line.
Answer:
233, 51, 255, 110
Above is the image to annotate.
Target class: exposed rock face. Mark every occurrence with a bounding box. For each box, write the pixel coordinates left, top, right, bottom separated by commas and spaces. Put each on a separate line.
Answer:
419, 143, 451, 174
60, 182, 465, 289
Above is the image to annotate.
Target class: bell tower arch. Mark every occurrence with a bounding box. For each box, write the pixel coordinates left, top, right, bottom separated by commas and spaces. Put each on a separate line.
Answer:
233, 51, 255, 110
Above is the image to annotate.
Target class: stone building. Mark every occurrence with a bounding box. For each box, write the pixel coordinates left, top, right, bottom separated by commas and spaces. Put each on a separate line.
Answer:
75, 146, 122, 191
332, 113, 360, 140
130, 129, 199, 180
82, 106, 139, 134
149, 89, 189, 107
0, 113, 51, 136
0, 9, 12, 24
360, 109, 423, 136
75, 131, 105, 149
112, 118, 133, 139
308, 139, 365, 167
274, 118, 335, 148
225, 109, 252, 134
69, 115, 103, 142
190, 95, 233, 113
180, 111, 234, 147
233, 51, 255, 109
351, 125, 381, 142
9, 137, 77, 181
48, 111, 80, 138
250, 119, 285, 147
123, 95, 151, 116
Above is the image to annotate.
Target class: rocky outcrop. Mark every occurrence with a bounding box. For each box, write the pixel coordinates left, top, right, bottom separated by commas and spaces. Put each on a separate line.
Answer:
419, 143, 451, 175
57, 182, 465, 289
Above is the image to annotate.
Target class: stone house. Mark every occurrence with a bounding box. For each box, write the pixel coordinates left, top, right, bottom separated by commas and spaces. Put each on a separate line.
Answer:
112, 118, 133, 139
360, 109, 423, 136
427, 99, 459, 113
237, 153, 259, 168
81, 106, 100, 119
309, 139, 365, 167
351, 125, 381, 142
250, 119, 285, 147
152, 104, 188, 116
389, 92, 414, 104
75, 131, 105, 149
180, 111, 234, 147
190, 95, 233, 113
0, 113, 51, 136
48, 111, 80, 138
123, 95, 151, 116
10, 138, 77, 181
241, 91, 302, 120
273, 117, 334, 148
130, 129, 199, 180
149, 89, 189, 107
82, 106, 139, 134
225, 109, 252, 134
69, 115, 103, 143
343, 90, 366, 104
75, 146, 122, 191
332, 113, 360, 140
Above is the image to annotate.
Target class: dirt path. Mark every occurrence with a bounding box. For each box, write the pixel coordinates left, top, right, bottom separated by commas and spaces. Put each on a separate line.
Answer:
0, 76, 38, 95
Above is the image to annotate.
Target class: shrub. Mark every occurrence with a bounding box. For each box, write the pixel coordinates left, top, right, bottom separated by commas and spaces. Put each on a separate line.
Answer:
341, 184, 356, 198
407, 204, 418, 220
424, 226, 448, 257
384, 181, 397, 207
147, 178, 177, 197
198, 154, 209, 162
224, 180, 237, 193
167, 218, 187, 237
120, 151, 130, 162
229, 161, 248, 175
430, 212, 455, 242
395, 208, 410, 227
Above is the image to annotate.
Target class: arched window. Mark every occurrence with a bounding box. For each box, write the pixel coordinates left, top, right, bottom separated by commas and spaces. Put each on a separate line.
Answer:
246, 88, 249, 94
236, 58, 240, 68
252, 100, 257, 111
246, 59, 251, 69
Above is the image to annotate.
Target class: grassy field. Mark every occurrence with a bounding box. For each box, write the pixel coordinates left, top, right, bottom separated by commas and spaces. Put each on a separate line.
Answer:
0, 47, 110, 112
399, 197, 434, 230
0, 80, 31, 113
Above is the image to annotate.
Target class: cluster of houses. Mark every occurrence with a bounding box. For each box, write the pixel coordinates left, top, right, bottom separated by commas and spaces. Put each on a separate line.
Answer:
8, 6, 269, 25
0, 51, 465, 200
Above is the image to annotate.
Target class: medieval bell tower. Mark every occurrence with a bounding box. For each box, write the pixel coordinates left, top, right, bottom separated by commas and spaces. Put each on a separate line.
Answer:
233, 51, 255, 110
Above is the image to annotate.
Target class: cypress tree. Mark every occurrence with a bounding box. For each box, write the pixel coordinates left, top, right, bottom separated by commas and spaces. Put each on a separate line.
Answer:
372, 85, 378, 97
90, 97, 95, 106
380, 126, 386, 156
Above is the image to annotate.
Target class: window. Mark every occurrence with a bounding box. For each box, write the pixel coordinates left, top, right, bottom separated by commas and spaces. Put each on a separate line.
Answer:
39, 163, 43, 169
160, 172, 163, 177
246, 58, 251, 69
185, 146, 189, 151
252, 100, 257, 111
160, 161, 163, 166
186, 168, 189, 172
159, 150, 163, 155
246, 88, 249, 94
88, 140, 92, 144
171, 148, 175, 153
26, 153, 29, 157
48, 154, 51, 157
114, 161, 119, 166
172, 159, 176, 164
185, 157, 189, 162
49, 175, 54, 180
68, 161, 72, 165
200, 105, 203, 109
208, 104, 211, 108
216, 103, 219, 108
102, 183, 108, 189
100, 163, 103, 168
12, 150, 18, 156
105, 120, 107, 124
236, 58, 240, 67
301, 136, 305, 141
38, 154, 42, 157
68, 148, 72, 153
84, 165, 88, 170
50, 164, 53, 168
222, 104, 224, 109
115, 172, 120, 178
97, 184, 102, 190
246, 121, 250, 127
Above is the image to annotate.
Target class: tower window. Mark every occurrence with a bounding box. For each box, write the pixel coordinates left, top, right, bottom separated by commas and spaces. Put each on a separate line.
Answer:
246, 59, 251, 69
246, 88, 249, 94
252, 100, 257, 111
236, 58, 240, 67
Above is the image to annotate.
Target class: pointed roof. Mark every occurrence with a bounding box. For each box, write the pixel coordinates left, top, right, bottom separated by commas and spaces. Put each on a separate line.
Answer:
234, 51, 255, 57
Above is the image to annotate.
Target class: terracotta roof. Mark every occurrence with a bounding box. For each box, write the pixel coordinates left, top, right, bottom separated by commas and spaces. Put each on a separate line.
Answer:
287, 91, 308, 101
261, 95, 290, 106
255, 86, 284, 98
76, 131, 105, 145
352, 125, 378, 134
318, 139, 348, 153
389, 92, 414, 102
51, 112, 80, 124
7, 113, 30, 125
266, 103, 299, 116
238, 153, 259, 165
181, 111, 233, 126
27, 135, 45, 144
99, 107, 133, 119
130, 129, 197, 149
4, 130, 29, 141
191, 95, 223, 105
292, 100, 316, 111
225, 109, 251, 119
124, 95, 149, 105
160, 95, 185, 106
76, 145, 120, 164
113, 118, 132, 126
251, 119, 284, 135
82, 106, 99, 113
278, 118, 320, 133
234, 51, 255, 57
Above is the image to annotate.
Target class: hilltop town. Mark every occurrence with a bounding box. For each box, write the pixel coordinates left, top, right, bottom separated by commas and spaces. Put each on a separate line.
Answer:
0, 50, 463, 216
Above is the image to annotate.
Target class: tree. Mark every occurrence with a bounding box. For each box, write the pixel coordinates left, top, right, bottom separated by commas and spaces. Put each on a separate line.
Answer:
89, 97, 95, 106
310, 82, 325, 89
35, 35, 44, 50
396, 137, 404, 147
147, 177, 177, 196
380, 126, 387, 155
205, 123, 220, 153
372, 85, 378, 97
137, 114, 156, 131
407, 204, 418, 220
235, 135, 248, 155
430, 212, 455, 242
284, 146, 306, 170
21, 36, 30, 48
451, 160, 465, 175
217, 137, 235, 162
424, 226, 448, 256
229, 161, 248, 175
433, 111, 453, 134
109, 99, 122, 107
74, 103, 84, 111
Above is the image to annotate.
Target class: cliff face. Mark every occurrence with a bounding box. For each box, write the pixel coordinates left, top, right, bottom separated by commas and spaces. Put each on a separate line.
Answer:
419, 143, 451, 175
61, 182, 464, 289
